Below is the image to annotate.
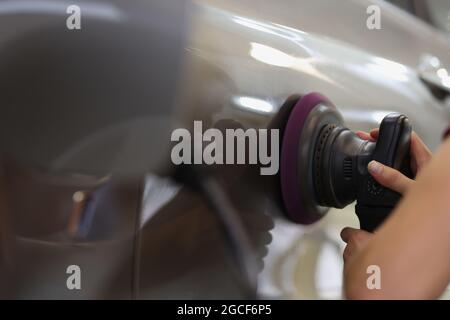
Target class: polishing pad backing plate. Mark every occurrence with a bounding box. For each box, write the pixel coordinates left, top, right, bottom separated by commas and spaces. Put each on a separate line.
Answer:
280, 93, 343, 224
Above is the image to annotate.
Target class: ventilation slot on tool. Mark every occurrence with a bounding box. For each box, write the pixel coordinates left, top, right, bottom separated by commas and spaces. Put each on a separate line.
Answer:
343, 157, 353, 180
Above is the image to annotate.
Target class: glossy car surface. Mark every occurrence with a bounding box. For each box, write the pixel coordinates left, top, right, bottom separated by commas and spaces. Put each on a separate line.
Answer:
0, 0, 449, 299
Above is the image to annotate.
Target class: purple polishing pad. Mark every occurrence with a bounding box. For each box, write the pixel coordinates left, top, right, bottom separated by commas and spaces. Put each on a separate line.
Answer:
280, 92, 331, 224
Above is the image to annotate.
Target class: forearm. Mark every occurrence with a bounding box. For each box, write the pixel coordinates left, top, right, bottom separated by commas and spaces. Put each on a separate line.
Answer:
344, 139, 450, 299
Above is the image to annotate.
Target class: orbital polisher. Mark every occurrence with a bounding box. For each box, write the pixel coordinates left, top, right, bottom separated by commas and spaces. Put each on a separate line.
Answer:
280, 93, 413, 232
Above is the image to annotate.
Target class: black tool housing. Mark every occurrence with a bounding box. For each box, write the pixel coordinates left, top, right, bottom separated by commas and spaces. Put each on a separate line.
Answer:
313, 113, 413, 231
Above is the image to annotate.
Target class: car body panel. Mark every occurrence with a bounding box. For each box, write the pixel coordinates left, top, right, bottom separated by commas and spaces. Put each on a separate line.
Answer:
0, 0, 449, 299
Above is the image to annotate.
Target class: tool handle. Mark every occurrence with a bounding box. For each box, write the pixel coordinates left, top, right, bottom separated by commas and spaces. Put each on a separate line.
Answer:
355, 113, 413, 232
355, 204, 393, 232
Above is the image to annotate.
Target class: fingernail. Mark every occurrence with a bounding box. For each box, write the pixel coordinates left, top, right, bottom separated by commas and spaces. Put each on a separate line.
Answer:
368, 160, 383, 174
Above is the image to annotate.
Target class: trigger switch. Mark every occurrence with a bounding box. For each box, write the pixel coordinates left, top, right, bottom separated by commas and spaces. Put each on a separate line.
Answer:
367, 176, 383, 196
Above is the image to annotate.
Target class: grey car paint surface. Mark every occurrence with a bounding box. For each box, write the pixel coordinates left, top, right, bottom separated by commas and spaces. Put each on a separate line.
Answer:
0, 0, 449, 298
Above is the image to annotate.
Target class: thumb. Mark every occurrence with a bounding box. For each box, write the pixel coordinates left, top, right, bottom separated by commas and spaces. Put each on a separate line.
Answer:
367, 160, 414, 194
